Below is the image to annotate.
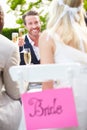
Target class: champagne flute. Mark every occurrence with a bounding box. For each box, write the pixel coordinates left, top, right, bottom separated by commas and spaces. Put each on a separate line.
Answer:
23, 48, 31, 65
19, 28, 25, 37
18, 28, 25, 50
12, 32, 18, 43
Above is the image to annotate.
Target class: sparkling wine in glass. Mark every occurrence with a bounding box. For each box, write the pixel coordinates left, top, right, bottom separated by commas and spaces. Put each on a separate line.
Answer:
24, 48, 31, 65
18, 28, 25, 49
12, 32, 18, 43
19, 28, 25, 37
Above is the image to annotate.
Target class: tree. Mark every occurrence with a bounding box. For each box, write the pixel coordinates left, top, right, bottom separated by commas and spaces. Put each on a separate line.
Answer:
84, 0, 87, 11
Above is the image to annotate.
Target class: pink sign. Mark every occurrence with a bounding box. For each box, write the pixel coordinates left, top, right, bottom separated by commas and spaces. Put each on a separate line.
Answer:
21, 88, 78, 130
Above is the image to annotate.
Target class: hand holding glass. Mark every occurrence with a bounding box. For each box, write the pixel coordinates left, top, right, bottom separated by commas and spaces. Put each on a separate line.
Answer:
18, 37, 25, 46
18, 28, 25, 47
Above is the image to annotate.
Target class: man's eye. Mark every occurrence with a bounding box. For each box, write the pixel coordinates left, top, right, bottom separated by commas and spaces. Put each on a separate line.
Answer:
28, 22, 32, 25
35, 21, 38, 24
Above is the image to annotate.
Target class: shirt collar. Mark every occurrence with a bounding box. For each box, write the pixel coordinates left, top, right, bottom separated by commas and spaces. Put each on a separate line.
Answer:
26, 34, 34, 46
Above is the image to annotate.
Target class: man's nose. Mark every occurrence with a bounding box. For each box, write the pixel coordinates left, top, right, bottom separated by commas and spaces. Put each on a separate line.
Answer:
32, 24, 37, 28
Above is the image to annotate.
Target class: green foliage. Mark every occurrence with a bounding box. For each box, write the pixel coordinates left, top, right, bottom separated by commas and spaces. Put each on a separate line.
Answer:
40, 14, 48, 31
16, 18, 24, 26
1, 28, 18, 40
84, 0, 87, 11
7, 0, 26, 10
28, 0, 42, 10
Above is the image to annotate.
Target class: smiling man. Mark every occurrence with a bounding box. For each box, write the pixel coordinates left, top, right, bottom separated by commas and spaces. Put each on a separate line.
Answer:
18, 10, 41, 65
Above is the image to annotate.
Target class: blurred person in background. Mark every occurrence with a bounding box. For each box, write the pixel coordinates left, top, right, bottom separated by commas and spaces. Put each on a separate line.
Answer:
0, 5, 22, 130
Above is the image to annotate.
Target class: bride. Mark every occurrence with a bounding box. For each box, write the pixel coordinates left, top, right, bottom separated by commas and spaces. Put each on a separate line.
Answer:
39, 0, 87, 130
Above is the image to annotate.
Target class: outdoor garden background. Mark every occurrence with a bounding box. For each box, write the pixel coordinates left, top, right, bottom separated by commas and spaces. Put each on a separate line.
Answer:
1, 0, 87, 40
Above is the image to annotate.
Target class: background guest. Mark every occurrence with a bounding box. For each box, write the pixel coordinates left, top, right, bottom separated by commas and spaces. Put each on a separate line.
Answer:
18, 10, 41, 65
0, 5, 22, 130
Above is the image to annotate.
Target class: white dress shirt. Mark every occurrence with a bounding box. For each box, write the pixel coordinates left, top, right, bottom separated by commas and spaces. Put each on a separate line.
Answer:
26, 34, 40, 61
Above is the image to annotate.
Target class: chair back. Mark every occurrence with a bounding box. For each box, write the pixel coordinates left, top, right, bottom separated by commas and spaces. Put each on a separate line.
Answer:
9, 63, 82, 130
9, 63, 81, 93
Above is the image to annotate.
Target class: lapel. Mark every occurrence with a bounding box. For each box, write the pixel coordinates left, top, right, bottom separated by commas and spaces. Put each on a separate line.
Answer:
24, 35, 40, 64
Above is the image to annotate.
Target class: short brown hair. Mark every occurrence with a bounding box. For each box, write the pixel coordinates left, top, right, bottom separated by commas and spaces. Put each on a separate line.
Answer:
22, 10, 39, 25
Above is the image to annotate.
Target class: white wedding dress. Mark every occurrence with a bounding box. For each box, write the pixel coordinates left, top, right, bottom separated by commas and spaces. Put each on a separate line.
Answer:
43, 33, 87, 130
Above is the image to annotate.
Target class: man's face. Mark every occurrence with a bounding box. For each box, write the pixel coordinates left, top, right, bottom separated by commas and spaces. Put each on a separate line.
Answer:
25, 15, 41, 37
